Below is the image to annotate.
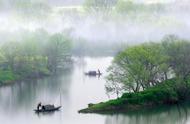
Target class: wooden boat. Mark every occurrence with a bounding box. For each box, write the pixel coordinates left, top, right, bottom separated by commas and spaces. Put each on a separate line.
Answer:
34, 105, 61, 113
85, 71, 102, 76
35, 92, 63, 113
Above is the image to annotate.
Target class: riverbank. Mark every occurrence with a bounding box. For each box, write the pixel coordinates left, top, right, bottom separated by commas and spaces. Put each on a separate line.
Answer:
79, 79, 190, 113
0, 70, 50, 86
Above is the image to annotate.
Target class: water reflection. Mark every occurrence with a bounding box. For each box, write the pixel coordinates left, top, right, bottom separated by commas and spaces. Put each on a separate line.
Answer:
0, 57, 112, 124
35, 110, 60, 117
2, 57, 190, 124
0, 69, 73, 113
105, 104, 190, 124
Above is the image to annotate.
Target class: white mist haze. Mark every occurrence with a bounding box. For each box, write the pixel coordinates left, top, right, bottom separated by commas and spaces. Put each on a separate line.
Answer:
0, 0, 190, 44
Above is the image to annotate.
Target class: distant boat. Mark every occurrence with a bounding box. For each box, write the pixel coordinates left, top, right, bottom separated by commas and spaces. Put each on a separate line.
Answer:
85, 71, 102, 76
34, 105, 61, 113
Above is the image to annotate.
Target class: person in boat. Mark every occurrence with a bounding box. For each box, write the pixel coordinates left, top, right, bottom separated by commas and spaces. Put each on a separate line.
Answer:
37, 102, 42, 111
42, 105, 46, 110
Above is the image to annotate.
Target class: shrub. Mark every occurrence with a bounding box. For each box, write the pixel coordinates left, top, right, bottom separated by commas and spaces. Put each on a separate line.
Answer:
0, 70, 17, 84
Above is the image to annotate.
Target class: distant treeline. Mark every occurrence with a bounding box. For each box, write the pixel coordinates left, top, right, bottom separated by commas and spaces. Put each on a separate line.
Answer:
72, 39, 127, 57
0, 30, 72, 84
0, 0, 168, 19
84, 0, 165, 13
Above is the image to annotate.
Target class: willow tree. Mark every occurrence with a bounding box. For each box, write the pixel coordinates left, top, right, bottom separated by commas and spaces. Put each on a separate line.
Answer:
1, 41, 21, 71
107, 42, 169, 93
162, 35, 190, 81
46, 33, 71, 73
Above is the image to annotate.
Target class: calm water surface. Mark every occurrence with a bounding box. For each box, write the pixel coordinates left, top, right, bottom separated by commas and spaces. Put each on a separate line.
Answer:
0, 57, 190, 124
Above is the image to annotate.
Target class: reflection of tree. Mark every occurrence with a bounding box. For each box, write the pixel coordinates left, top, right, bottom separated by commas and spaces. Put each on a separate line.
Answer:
104, 104, 190, 124
177, 104, 188, 124
0, 69, 73, 113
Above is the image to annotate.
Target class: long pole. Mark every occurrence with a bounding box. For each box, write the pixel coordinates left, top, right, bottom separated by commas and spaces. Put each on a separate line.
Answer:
60, 89, 62, 106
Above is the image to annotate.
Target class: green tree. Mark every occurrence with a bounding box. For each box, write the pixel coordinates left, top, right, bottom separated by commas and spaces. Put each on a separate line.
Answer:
115, 0, 134, 13
115, 0, 164, 14
107, 42, 169, 93
84, 0, 117, 13
106, 65, 125, 98
12, 0, 51, 19
162, 35, 190, 81
1, 41, 21, 71
46, 33, 71, 73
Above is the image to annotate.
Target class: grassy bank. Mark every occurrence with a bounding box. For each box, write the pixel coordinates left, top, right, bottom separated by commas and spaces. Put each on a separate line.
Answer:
0, 69, 50, 86
79, 79, 190, 113
0, 70, 18, 85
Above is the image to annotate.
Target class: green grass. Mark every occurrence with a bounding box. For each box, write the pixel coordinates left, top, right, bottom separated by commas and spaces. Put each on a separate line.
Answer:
121, 80, 178, 105
0, 67, 50, 85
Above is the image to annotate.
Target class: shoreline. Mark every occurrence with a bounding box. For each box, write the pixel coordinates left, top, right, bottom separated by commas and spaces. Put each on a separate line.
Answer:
78, 101, 179, 114
78, 79, 185, 114
0, 72, 50, 87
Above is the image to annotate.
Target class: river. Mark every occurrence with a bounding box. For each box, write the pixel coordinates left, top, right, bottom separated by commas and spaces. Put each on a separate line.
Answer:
0, 57, 190, 124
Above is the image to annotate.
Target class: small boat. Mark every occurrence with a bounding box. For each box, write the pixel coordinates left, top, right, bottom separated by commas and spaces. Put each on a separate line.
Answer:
34, 105, 61, 113
85, 71, 102, 76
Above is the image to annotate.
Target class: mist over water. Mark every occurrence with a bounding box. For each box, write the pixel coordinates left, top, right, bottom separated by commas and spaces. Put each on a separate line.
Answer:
0, 57, 113, 124
0, 1, 190, 124
0, 0, 190, 44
